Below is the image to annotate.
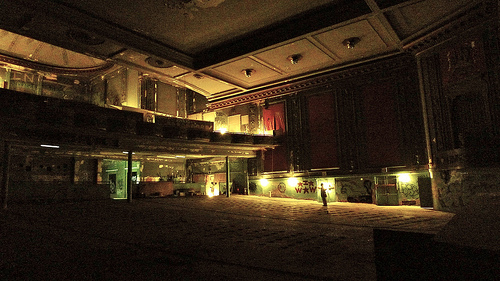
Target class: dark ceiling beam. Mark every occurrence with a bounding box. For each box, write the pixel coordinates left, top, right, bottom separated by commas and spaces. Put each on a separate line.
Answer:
373, 0, 413, 10
193, 0, 371, 69
364, 0, 404, 50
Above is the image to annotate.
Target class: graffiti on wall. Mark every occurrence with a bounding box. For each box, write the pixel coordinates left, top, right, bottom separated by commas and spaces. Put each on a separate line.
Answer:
336, 179, 373, 203
268, 181, 291, 198
294, 181, 317, 194
260, 178, 320, 199
434, 169, 500, 211
399, 183, 419, 199
109, 174, 117, 194
10, 70, 39, 94
277, 182, 286, 193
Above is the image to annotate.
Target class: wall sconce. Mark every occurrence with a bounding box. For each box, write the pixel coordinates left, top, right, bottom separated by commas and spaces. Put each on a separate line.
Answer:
342, 37, 361, 49
287, 54, 302, 64
242, 69, 255, 78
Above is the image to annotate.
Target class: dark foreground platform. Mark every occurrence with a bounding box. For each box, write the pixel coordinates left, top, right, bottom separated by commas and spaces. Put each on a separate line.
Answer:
1, 196, 457, 280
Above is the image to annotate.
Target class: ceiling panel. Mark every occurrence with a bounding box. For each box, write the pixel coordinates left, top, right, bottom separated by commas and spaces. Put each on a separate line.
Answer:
57, 0, 336, 54
8, 12, 125, 61
254, 39, 335, 76
114, 50, 190, 78
0, 30, 106, 68
178, 73, 239, 96
313, 20, 393, 64
207, 57, 283, 88
384, 0, 472, 40
0, 0, 480, 102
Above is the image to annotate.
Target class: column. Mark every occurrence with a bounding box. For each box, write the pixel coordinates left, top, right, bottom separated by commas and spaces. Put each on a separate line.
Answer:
127, 151, 133, 203
226, 156, 230, 198
1, 141, 11, 209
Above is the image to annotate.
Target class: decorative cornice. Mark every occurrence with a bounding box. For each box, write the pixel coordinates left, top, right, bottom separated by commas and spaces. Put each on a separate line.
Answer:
208, 55, 413, 110
404, 0, 497, 56
0, 54, 115, 75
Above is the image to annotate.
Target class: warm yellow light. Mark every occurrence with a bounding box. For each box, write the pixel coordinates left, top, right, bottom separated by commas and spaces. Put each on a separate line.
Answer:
320, 182, 333, 192
260, 178, 269, 187
398, 173, 411, 183
206, 184, 219, 197
287, 177, 299, 187
219, 128, 227, 134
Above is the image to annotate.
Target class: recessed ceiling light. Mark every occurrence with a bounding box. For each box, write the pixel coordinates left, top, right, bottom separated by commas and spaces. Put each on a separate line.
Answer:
242, 69, 255, 78
342, 37, 360, 49
287, 54, 302, 64
146, 57, 174, 68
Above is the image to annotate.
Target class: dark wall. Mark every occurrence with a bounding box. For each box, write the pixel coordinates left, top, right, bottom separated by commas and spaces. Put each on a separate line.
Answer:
9, 153, 73, 183
418, 25, 500, 169
306, 92, 338, 169
361, 81, 401, 167
157, 81, 178, 116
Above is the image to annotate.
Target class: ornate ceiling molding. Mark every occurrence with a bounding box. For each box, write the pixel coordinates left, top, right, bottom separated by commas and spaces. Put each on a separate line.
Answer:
404, 0, 497, 56
208, 55, 414, 110
0, 53, 115, 75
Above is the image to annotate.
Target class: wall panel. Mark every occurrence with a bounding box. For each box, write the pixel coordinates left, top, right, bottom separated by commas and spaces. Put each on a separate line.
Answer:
306, 92, 338, 169
362, 81, 402, 167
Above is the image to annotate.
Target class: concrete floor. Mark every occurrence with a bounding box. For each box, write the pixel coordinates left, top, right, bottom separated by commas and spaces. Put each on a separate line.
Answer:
0, 195, 454, 280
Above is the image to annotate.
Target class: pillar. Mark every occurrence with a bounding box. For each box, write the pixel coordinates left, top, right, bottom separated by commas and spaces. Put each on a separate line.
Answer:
127, 151, 133, 203
69, 157, 76, 185
226, 156, 230, 198
1, 141, 11, 209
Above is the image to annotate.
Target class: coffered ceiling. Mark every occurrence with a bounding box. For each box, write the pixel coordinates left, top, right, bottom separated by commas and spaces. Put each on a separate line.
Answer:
0, 0, 476, 101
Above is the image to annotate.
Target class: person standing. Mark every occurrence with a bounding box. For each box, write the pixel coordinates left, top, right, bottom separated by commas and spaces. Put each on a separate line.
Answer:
320, 183, 328, 206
